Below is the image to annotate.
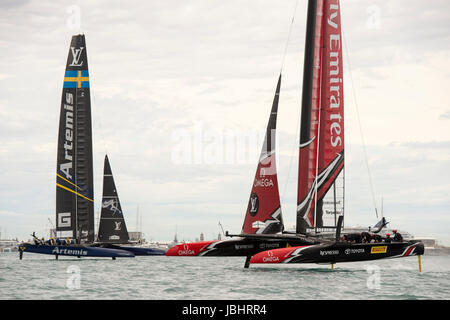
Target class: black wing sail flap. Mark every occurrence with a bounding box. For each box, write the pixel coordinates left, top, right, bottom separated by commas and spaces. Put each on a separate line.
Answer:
97, 155, 129, 243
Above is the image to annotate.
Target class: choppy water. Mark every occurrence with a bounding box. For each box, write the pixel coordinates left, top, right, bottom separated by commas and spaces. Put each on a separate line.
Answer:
1, 252, 449, 300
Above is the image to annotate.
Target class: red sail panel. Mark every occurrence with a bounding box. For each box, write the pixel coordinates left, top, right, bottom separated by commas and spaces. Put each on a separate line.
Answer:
316, 0, 344, 218
318, 0, 344, 179
297, 0, 325, 231
241, 75, 283, 234
297, 0, 344, 232
242, 153, 282, 234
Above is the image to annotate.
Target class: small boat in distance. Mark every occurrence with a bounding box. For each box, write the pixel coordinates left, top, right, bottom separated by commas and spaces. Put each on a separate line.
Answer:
93, 155, 166, 256
19, 35, 134, 260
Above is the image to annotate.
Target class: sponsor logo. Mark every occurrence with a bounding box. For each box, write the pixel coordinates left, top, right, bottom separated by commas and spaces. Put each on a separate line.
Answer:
326, 3, 343, 148
248, 193, 259, 217
371, 246, 387, 254
109, 235, 120, 240
345, 248, 365, 255
252, 221, 265, 229
59, 93, 75, 180
253, 178, 274, 188
262, 250, 280, 263
57, 212, 71, 228
69, 47, 84, 67
114, 221, 122, 231
177, 244, 195, 256
234, 244, 254, 250
259, 243, 280, 249
320, 250, 339, 256
52, 247, 88, 256
102, 199, 122, 215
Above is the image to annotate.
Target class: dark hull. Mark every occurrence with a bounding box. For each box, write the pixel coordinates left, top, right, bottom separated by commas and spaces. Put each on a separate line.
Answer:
99, 244, 166, 256
19, 243, 135, 258
250, 241, 424, 264
166, 237, 316, 257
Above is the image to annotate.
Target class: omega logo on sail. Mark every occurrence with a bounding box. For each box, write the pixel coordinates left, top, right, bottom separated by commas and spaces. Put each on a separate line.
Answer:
327, 3, 343, 148
60, 92, 74, 180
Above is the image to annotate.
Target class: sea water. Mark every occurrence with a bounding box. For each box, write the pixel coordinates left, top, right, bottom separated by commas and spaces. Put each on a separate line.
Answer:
1, 253, 449, 300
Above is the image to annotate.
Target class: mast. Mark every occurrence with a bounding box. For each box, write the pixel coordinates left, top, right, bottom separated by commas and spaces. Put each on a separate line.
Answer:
241, 74, 283, 234
297, 0, 344, 234
97, 155, 130, 244
56, 34, 95, 243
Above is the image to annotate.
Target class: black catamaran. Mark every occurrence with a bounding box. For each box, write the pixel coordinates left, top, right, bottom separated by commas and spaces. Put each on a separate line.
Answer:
94, 155, 166, 255
19, 35, 134, 259
249, 0, 424, 267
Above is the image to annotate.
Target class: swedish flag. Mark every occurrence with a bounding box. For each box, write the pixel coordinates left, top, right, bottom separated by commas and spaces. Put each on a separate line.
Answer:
63, 70, 89, 88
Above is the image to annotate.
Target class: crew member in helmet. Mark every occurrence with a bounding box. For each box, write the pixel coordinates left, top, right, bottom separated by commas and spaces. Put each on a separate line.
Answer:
392, 229, 403, 242
384, 233, 392, 243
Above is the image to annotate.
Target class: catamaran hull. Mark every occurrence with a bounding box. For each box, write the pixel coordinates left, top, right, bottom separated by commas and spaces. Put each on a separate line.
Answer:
19, 243, 135, 258
166, 238, 314, 257
99, 244, 166, 256
250, 241, 424, 264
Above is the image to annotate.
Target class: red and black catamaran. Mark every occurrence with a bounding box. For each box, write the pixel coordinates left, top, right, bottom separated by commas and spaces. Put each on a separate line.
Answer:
166, 75, 318, 260
168, 0, 424, 268
250, 0, 424, 268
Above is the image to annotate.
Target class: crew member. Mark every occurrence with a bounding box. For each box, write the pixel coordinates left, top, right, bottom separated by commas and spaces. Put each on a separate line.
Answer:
361, 232, 371, 243
393, 229, 403, 242
346, 233, 362, 243
384, 233, 392, 243
372, 234, 382, 243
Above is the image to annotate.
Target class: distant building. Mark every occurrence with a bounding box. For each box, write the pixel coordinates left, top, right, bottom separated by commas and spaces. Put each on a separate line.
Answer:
218, 233, 222, 241
200, 232, 204, 241
0, 239, 19, 252
129, 231, 143, 242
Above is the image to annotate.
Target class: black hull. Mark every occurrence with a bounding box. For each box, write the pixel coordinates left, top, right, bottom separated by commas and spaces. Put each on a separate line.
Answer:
202, 238, 315, 257
284, 241, 423, 264
97, 243, 166, 256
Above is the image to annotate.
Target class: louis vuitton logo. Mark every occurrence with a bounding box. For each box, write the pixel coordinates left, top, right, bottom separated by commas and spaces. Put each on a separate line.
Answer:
69, 47, 84, 66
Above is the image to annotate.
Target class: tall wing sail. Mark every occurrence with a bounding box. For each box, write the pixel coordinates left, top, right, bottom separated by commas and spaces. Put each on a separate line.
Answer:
297, 0, 344, 233
97, 155, 129, 243
241, 75, 283, 234
55, 35, 95, 242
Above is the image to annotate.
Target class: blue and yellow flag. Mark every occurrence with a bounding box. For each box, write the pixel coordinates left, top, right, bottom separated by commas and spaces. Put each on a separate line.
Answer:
63, 70, 89, 88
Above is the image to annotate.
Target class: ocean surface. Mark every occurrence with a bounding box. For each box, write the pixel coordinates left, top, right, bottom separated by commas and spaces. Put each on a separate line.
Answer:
1, 252, 449, 300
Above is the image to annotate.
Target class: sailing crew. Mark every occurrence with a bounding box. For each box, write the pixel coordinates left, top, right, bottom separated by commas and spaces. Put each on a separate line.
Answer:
392, 229, 403, 242
361, 232, 371, 243
384, 233, 392, 243
346, 233, 362, 243
372, 234, 382, 243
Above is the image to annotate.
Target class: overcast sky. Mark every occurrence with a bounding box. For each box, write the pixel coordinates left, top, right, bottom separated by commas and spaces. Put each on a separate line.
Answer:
0, 0, 449, 245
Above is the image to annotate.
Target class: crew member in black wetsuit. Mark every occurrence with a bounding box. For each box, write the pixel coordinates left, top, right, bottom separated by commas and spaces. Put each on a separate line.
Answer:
372, 234, 382, 243
361, 232, 371, 243
392, 229, 403, 242
384, 233, 392, 243
347, 233, 362, 243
